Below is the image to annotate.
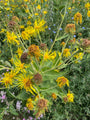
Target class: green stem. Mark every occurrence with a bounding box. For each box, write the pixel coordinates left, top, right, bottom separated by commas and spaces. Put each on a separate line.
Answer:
40, 85, 57, 92
10, 45, 14, 60
17, 32, 26, 50
38, 32, 42, 43
49, 4, 67, 53
30, 62, 37, 72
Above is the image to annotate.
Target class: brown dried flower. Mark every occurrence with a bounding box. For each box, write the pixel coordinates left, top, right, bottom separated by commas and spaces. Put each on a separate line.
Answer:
20, 52, 28, 63
40, 43, 47, 50
33, 73, 42, 85
82, 39, 90, 47
65, 24, 75, 34
37, 99, 48, 110
28, 44, 40, 59
8, 20, 16, 31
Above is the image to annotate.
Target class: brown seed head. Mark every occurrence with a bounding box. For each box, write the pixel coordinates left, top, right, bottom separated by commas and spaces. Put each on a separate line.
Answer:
40, 43, 47, 50
82, 39, 90, 47
33, 73, 42, 85
8, 20, 16, 31
65, 24, 75, 34
28, 44, 40, 59
20, 52, 28, 63
63, 96, 68, 103
37, 99, 48, 110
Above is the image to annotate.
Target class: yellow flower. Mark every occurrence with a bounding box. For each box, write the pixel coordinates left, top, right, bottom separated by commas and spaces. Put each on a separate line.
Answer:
0, 29, 5, 33
67, 90, 74, 102
26, 98, 34, 110
35, 13, 39, 16
21, 31, 30, 40
50, 51, 56, 59
21, 26, 35, 40
52, 93, 57, 99
68, 7, 71, 10
41, 0, 43, 3
74, 12, 82, 24
6, 7, 10, 11
20, 25, 24, 29
14, 57, 27, 73
5, 31, 20, 45
63, 48, 71, 57
1, 70, 16, 87
43, 11, 47, 14
56, 76, 69, 88
34, 19, 46, 34
87, 11, 90, 17
16, 74, 36, 95
37, 5, 41, 9
60, 42, 65, 46
85, 2, 90, 10
16, 47, 23, 58
24, 0, 28, 2
44, 51, 50, 60
9, 58, 14, 64
74, 52, 83, 60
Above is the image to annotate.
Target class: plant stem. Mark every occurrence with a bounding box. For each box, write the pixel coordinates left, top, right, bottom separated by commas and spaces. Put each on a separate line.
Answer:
40, 85, 57, 92
49, 4, 67, 53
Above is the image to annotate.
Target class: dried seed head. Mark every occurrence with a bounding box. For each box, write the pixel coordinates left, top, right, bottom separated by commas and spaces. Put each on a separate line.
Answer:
33, 73, 42, 85
65, 24, 75, 34
20, 52, 28, 63
37, 99, 48, 110
82, 39, 90, 47
28, 44, 40, 59
8, 20, 16, 31
12, 16, 19, 22
40, 43, 47, 50
63, 96, 68, 103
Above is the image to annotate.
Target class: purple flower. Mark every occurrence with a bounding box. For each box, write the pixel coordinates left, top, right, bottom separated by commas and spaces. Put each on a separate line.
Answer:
16, 101, 21, 111
29, 116, 33, 120
53, 31, 56, 33
37, 117, 40, 120
24, 107, 27, 110
40, 114, 43, 118
66, 12, 68, 14
27, 110, 30, 113
6, 69, 9, 72
82, 27, 85, 29
2, 95, 6, 99
23, 118, 25, 120
53, 24, 56, 26
72, 17, 74, 19
59, 28, 62, 30
74, 35, 76, 38
51, 39, 53, 42
48, 27, 51, 30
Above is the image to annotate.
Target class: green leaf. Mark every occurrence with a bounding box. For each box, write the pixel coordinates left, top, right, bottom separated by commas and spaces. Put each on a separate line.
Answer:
4, 61, 11, 67
9, 104, 18, 116
42, 70, 67, 81
0, 108, 5, 120
16, 89, 29, 100
56, 34, 68, 41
